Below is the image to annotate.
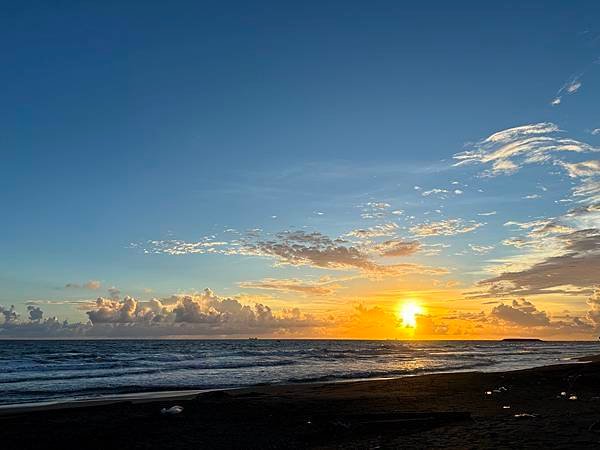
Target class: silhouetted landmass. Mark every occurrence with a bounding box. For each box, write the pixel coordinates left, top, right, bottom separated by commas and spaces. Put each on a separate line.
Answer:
502, 338, 543, 342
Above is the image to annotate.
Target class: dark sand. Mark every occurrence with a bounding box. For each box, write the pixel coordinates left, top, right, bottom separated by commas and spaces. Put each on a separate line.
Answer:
4, 357, 600, 449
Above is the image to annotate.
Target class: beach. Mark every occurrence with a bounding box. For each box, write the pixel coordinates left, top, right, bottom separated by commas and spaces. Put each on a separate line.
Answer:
3, 356, 600, 449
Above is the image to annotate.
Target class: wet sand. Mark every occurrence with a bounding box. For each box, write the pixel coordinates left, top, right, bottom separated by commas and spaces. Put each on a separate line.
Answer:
3, 356, 600, 449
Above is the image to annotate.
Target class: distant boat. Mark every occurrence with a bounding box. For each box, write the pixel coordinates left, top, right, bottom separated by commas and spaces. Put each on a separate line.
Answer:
248, 337, 258, 341
502, 338, 543, 342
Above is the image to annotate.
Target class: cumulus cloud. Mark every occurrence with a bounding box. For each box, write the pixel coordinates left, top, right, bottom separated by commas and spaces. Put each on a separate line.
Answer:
0, 305, 18, 323
27, 305, 43, 321
410, 219, 484, 237
453, 123, 598, 176
490, 299, 550, 326
238, 278, 340, 295
0, 289, 325, 338
586, 289, 600, 327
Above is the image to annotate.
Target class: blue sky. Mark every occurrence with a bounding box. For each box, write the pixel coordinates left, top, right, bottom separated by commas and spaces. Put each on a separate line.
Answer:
2, 1, 600, 338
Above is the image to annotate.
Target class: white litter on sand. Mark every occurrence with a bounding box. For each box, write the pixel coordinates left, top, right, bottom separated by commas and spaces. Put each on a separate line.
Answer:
161, 405, 184, 415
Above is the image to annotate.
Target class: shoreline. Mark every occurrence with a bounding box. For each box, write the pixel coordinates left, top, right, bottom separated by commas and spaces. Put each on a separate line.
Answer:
1, 354, 593, 415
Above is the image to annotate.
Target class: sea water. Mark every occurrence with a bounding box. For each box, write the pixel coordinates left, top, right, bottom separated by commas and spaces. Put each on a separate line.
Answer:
0, 339, 597, 405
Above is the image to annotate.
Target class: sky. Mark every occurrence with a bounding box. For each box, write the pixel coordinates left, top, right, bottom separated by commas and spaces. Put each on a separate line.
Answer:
2, 0, 600, 339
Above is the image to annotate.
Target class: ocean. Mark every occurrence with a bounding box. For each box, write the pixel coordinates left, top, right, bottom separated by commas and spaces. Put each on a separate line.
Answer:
1, 339, 598, 406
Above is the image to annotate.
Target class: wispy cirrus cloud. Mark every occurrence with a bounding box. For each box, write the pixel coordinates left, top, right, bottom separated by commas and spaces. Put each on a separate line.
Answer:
551, 75, 582, 106
238, 278, 341, 296
453, 123, 598, 176
560, 160, 600, 178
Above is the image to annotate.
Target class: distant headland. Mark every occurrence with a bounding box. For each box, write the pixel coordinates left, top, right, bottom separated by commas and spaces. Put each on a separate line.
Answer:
501, 338, 543, 342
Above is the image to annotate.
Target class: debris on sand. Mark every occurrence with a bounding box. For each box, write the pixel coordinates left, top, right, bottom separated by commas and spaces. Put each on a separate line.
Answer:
161, 405, 184, 415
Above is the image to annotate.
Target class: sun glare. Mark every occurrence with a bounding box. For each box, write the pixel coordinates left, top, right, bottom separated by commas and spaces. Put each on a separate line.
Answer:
398, 301, 423, 328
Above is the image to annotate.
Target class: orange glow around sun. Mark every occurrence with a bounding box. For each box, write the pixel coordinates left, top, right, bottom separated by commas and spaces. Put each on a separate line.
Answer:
398, 300, 424, 328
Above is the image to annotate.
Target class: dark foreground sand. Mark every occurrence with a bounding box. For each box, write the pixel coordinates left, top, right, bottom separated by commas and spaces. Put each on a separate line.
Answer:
4, 357, 600, 449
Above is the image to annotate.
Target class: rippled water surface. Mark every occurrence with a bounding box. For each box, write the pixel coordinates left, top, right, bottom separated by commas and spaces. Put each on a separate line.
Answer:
1, 340, 598, 405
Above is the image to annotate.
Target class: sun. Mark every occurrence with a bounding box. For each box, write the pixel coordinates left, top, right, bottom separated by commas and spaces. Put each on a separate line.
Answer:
398, 300, 424, 328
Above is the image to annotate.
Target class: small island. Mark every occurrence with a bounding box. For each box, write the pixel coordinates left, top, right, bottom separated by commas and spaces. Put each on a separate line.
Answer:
502, 338, 544, 342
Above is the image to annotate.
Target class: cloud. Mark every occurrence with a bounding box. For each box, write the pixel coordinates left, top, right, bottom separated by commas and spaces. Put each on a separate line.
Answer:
27, 305, 43, 321
372, 239, 421, 257
0, 305, 18, 323
586, 289, 600, 327
366, 202, 390, 210
0, 289, 325, 338
477, 211, 497, 216
453, 123, 598, 176
410, 219, 484, 237
245, 231, 442, 276
490, 299, 550, 326
567, 80, 582, 93
346, 223, 399, 239
358, 201, 392, 219
422, 188, 449, 197
504, 219, 574, 238
560, 160, 600, 178
86, 296, 160, 323
247, 231, 375, 271
469, 244, 495, 255
479, 229, 600, 296
238, 278, 340, 295
551, 76, 582, 106
88, 289, 324, 335
144, 238, 228, 255
573, 179, 600, 203
107, 287, 121, 301
421, 188, 463, 198
65, 280, 102, 290
144, 229, 443, 277
523, 194, 541, 200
